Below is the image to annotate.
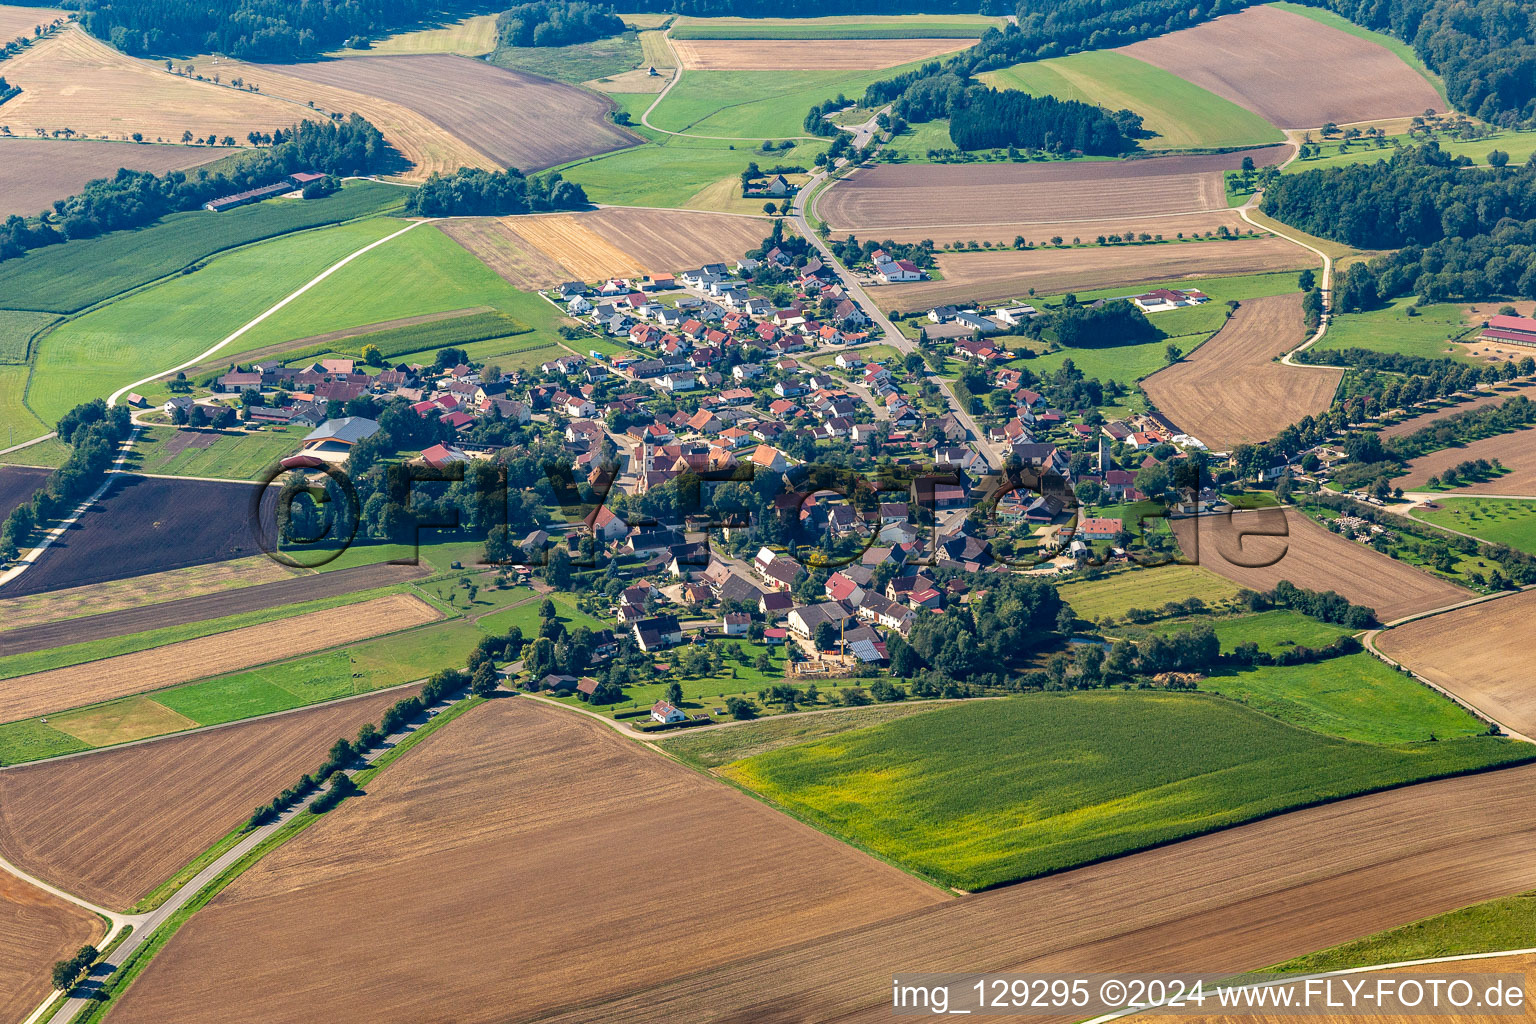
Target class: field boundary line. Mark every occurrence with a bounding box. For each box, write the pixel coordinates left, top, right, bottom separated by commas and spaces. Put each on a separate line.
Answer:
106, 218, 430, 409
1237, 202, 1336, 368
0, 431, 56, 456
639, 27, 821, 142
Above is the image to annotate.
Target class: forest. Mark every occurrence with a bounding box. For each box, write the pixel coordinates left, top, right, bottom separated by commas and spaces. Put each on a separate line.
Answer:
496, 0, 625, 48
404, 167, 589, 216
949, 87, 1134, 153
0, 115, 389, 263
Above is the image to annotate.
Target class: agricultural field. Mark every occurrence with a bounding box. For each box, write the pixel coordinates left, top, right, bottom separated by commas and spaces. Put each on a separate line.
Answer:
1058, 564, 1244, 622
328, 13, 498, 56
875, 236, 1313, 313
1117, 5, 1445, 129
104, 698, 947, 1024
661, 702, 948, 768
647, 64, 935, 139
0, 137, 225, 218
0, 686, 420, 909
1378, 382, 1536, 441
1140, 292, 1342, 451
1276, 892, 1536, 973
668, 14, 1006, 38
490, 30, 648, 84
0, 180, 408, 315
0, 465, 47, 524
722, 690, 1529, 891
0, 593, 439, 723
1313, 297, 1481, 362
0, 475, 277, 599
127, 424, 308, 481
1171, 507, 1470, 623
0, 2, 65, 37
1413, 497, 1536, 553
981, 50, 1283, 152
1377, 590, 1536, 740
0, 872, 102, 1024
436, 220, 571, 290
0, 309, 56, 364
0, 26, 301, 143
670, 37, 973, 70
252, 54, 639, 173
818, 149, 1283, 237
1393, 429, 1536, 495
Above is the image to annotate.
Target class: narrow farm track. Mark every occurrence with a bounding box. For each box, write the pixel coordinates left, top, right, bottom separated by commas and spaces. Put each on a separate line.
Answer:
639, 28, 822, 141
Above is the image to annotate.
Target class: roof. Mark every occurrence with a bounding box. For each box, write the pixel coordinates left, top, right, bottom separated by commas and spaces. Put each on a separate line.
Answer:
303, 417, 379, 445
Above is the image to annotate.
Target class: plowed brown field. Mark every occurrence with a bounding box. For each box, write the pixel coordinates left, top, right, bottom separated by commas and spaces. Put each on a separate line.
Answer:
0, 137, 223, 217
1140, 293, 1342, 450
1118, 6, 1445, 129
105, 698, 947, 1024
0, 27, 301, 144
1378, 382, 1536, 441
1170, 507, 1469, 623
1393, 428, 1536, 495
875, 236, 1314, 311
0, 593, 440, 722
0, 872, 102, 1023
672, 37, 973, 69
1377, 590, 1536, 738
0, 686, 420, 910
833, 209, 1251, 247
819, 149, 1286, 234
252, 54, 637, 174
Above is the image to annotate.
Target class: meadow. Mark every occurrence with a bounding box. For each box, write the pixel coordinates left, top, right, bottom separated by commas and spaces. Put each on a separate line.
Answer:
27, 218, 403, 425
1274, 890, 1536, 972
487, 30, 645, 84
1058, 564, 1244, 622
0, 310, 57, 363
0, 364, 52, 448
0, 182, 409, 314
723, 690, 1533, 890
1312, 296, 1479, 361
1414, 497, 1536, 554
669, 14, 1002, 38
1146, 608, 1352, 654
546, 638, 790, 718
981, 50, 1283, 152
128, 425, 309, 481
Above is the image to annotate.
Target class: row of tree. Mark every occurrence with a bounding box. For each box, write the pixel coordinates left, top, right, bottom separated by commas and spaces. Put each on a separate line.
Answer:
0, 400, 132, 561
404, 167, 588, 216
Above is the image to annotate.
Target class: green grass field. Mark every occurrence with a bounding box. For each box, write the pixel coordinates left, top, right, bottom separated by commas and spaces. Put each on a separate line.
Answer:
474, 591, 610, 637
723, 690, 1532, 890
0, 182, 409, 315
26, 217, 404, 426
1415, 497, 1536, 554
1059, 565, 1244, 622
1273, 891, 1536, 972
981, 50, 1283, 152
1149, 608, 1352, 654
0, 310, 57, 363
649, 63, 935, 139
0, 363, 52, 448
669, 14, 1004, 38
1313, 296, 1479, 362
127, 424, 308, 481
488, 30, 645, 83
1269, 1, 1448, 107
662, 702, 947, 767
548, 638, 791, 718
884, 118, 956, 159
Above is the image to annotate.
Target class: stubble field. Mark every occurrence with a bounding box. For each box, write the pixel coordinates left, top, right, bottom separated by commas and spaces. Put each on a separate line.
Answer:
104, 698, 947, 1024
1376, 590, 1536, 739
1117, 5, 1445, 129
1140, 293, 1342, 450
0, 593, 440, 722
671, 37, 973, 69
0, 138, 224, 218
0, 3, 65, 37
435, 219, 569, 290
0, 871, 102, 1024
832, 209, 1251, 247
1170, 507, 1469, 623
1393, 428, 1536, 495
876, 236, 1313, 312
1377, 382, 1536, 441
0, 685, 421, 909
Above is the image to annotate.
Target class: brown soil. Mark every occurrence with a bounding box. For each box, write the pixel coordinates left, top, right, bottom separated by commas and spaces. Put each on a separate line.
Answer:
1140, 293, 1342, 450
437, 219, 571, 290
832, 209, 1252, 247
1377, 590, 1536, 739
875, 236, 1314, 312
0, 593, 441, 723
0, 137, 224, 218
1117, 6, 1445, 129
1170, 507, 1469, 623
0, 3, 65, 39
0, 871, 102, 1023
0, 686, 421, 909
105, 698, 947, 1024
672, 37, 974, 70
1377, 382, 1536, 441
1393, 428, 1536, 495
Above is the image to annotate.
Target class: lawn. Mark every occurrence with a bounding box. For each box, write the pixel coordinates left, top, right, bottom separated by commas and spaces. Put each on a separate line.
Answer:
26, 217, 404, 426
1273, 891, 1536, 973
1058, 564, 1245, 623
723, 690, 1533, 890
981, 50, 1283, 152
661, 702, 947, 768
0, 181, 409, 315
127, 424, 308, 481
1415, 496, 1536, 554
669, 14, 1005, 38
1313, 296, 1479, 362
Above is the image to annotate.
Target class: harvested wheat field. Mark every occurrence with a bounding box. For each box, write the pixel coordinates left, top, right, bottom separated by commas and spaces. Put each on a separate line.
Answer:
1118, 6, 1444, 129
572, 207, 771, 272
1171, 507, 1468, 623
0, 685, 421, 910
1378, 382, 1536, 441
0, 593, 440, 723
1393, 428, 1536, 495
0, 872, 102, 1024
0, 137, 225, 217
1140, 293, 1341, 450
430, 762, 1536, 1024
0, 27, 301, 144
105, 698, 946, 1024
819, 148, 1286, 234
1377, 590, 1536, 738
0, 3, 65, 38
833, 209, 1251, 247
672, 37, 973, 69
494, 214, 647, 280
876, 236, 1313, 312
253, 55, 637, 173
436, 219, 569, 290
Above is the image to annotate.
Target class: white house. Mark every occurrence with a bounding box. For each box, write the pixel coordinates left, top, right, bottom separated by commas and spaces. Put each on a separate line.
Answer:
650, 700, 687, 724
566, 295, 594, 315
993, 304, 1037, 325
876, 259, 924, 283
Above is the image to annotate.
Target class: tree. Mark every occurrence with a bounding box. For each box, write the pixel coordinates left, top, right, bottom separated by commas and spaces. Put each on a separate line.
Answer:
470, 661, 499, 696
1165, 342, 1183, 363
1488, 149, 1509, 167
753, 651, 772, 672
724, 696, 757, 720
665, 681, 684, 705
813, 620, 838, 651
762, 201, 777, 215
361, 343, 383, 367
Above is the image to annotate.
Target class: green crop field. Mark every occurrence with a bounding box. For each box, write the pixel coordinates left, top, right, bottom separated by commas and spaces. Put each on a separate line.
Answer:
0, 310, 57, 363
330, 311, 530, 361
1059, 565, 1244, 622
128, 424, 309, 481
1313, 297, 1479, 361
662, 702, 947, 768
561, 128, 828, 208
722, 690, 1533, 890
1415, 497, 1536, 554
981, 51, 1283, 152
0, 182, 409, 315
0, 363, 52, 447
1149, 609, 1352, 655
1269, 1, 1448, 107
670, 14, 1002, 38
1274, 891, 1536, 973
25, 218, 403, 425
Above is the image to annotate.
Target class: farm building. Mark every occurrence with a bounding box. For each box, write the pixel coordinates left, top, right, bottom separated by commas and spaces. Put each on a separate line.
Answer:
1134, 288, 1209, 313
1480, 314, 1536, 346
1077, 517, 1124, 541
292, 417, 380, 464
